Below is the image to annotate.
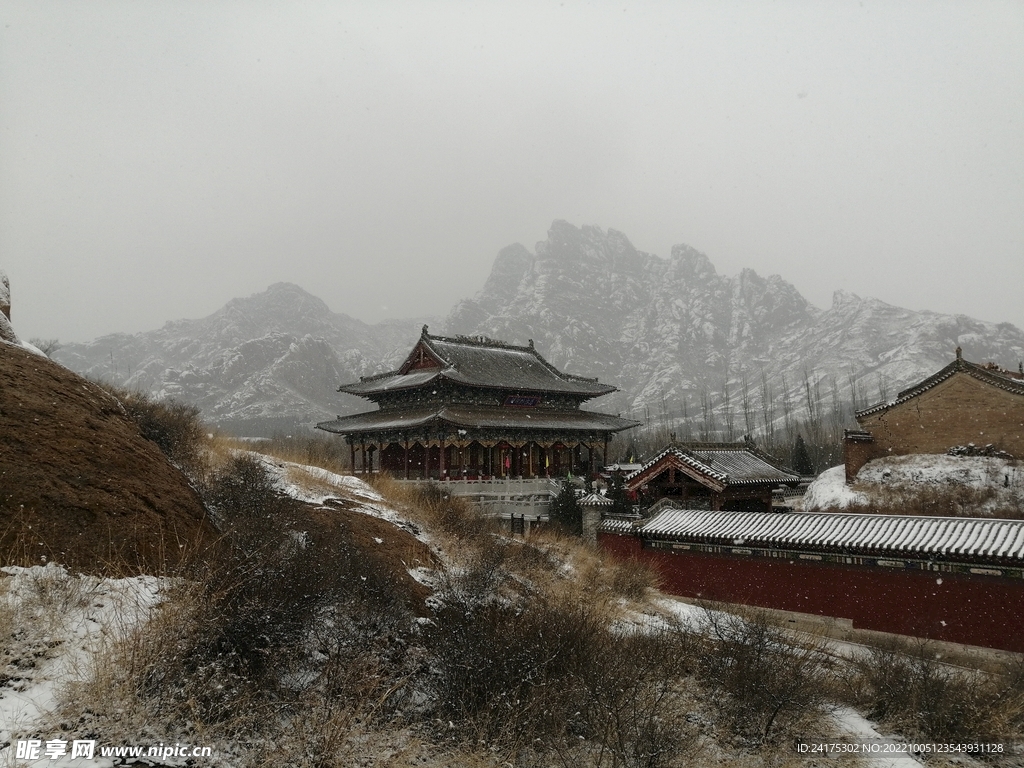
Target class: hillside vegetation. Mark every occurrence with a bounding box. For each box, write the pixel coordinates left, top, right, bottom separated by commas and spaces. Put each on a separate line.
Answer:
0, 344, 214, 572
3, 392, 1024, 766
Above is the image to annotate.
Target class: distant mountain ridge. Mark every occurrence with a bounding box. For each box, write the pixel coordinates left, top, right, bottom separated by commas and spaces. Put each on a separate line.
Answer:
446, 221, 1024, 424
55, 221, 1024, 436
55, 283, 435, 434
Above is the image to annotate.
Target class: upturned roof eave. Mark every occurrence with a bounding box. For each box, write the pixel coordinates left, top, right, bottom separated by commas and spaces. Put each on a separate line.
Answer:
338, 368, 616, 398
316, 407, 640, 436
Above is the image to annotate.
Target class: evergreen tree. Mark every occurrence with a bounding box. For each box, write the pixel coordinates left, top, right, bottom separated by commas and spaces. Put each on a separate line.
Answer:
607, 473, 632, 516
792, 434, 814, 476
549, 479, 583, 535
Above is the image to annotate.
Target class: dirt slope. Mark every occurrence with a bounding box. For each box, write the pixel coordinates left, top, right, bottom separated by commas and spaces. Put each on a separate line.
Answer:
0, 343, 215, 573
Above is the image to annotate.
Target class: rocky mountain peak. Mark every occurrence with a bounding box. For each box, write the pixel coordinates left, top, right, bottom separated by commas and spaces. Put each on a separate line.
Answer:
0, 269, 14, 343
669, 244, 718, 280
49, 219, 1024, 438
478, 243, 533, 307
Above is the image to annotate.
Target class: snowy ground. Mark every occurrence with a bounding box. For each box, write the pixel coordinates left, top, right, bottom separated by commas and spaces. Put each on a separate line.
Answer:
251, 453, 434, 547
802, 465, 868, 509
802, 454, 1024, 514
0, 566, 164, 767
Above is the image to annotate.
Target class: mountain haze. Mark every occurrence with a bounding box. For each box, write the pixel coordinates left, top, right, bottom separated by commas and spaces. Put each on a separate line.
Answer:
55, 283, 434, 434
55, 222, 1024, 436
448, 222, 1024, 423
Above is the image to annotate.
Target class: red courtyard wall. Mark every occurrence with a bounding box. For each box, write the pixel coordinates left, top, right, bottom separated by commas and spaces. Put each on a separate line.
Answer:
598, 532, 1024, 653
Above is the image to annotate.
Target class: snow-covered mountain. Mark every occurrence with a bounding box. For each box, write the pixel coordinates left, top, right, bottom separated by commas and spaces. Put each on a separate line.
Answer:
445, 221, 1024, 424
54, 221, 1024, 436
55, 283, 433, 434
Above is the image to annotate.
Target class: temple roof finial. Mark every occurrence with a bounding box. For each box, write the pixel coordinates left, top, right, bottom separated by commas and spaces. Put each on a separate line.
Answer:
955, 345, 962, 360
421, 324, 429, 337
528, 338, 534, 349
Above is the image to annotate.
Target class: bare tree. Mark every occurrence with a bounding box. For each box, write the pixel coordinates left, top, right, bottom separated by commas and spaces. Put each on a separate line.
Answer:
758, 369, 776, 455
29, 338, 62, 358
721, 376, 735, 442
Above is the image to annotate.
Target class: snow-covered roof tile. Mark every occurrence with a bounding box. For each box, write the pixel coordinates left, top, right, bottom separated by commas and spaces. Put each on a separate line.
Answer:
637, 509, 1024, 563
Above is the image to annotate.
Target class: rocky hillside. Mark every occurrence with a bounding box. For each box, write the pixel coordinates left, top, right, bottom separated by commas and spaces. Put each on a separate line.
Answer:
54, 222, 1024, 438
56, 283, 434, 434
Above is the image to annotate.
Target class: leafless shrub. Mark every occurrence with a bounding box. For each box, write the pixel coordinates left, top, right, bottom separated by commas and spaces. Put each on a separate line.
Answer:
609, 557, 661, 600
695, 607, 831, 745
71, 455, 416, 743
93, 382, 207, 479
846, 638, 1024, 748
28, 337, 61, 357
424, 595, 702, 767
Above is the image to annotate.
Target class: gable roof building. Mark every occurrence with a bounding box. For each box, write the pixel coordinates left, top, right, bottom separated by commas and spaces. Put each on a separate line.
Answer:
317, 327, 638, 478
844, 348, 1024, 481
624, 443, 799, 513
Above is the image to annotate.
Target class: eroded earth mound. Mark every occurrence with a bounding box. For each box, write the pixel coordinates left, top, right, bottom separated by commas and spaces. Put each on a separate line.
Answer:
0, 343, 215, 573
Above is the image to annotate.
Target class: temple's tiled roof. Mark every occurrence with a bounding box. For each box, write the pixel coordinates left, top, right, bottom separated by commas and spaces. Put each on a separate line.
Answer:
339, 329, 616, 398
317, 404, 638, 435
630, 508, 1024, 564
857, 356, 1024, 419
625, 443, 799, 489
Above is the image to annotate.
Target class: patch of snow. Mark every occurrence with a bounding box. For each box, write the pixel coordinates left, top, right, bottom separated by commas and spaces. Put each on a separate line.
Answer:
406, 566, 437, 588
804, 455, 1024, 514
801, 466, 867, 510
858, 453, 1022, 491
0, 565, 165, 767
831, 706, 926, 768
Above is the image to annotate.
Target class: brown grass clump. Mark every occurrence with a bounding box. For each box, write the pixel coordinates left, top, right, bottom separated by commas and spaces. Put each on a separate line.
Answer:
242, 431, 351, 476
368, 474, 662, 609
822, 482, 1023, 519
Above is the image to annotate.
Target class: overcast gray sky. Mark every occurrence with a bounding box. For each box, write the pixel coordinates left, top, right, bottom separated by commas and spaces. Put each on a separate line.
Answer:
1, 0, 1022, 343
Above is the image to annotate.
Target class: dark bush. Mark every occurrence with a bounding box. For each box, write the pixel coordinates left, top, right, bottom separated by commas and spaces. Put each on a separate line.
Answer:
424, 588, 700, 766
696, 608, 830, 745
850, 640, 1024, 747
95, 382, 206, 476
549, 479, 583, 535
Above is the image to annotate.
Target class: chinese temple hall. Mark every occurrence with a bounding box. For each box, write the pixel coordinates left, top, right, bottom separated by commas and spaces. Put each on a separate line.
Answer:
316, 327, 639, 479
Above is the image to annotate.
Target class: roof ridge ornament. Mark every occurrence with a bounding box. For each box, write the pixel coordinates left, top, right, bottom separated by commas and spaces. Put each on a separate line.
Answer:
956, 345, 962, 360
421, 324, 430, 338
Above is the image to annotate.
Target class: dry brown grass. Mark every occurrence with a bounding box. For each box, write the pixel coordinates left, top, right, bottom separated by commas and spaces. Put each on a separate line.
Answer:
368, 473, 661, 614
240, 432, 351, 476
